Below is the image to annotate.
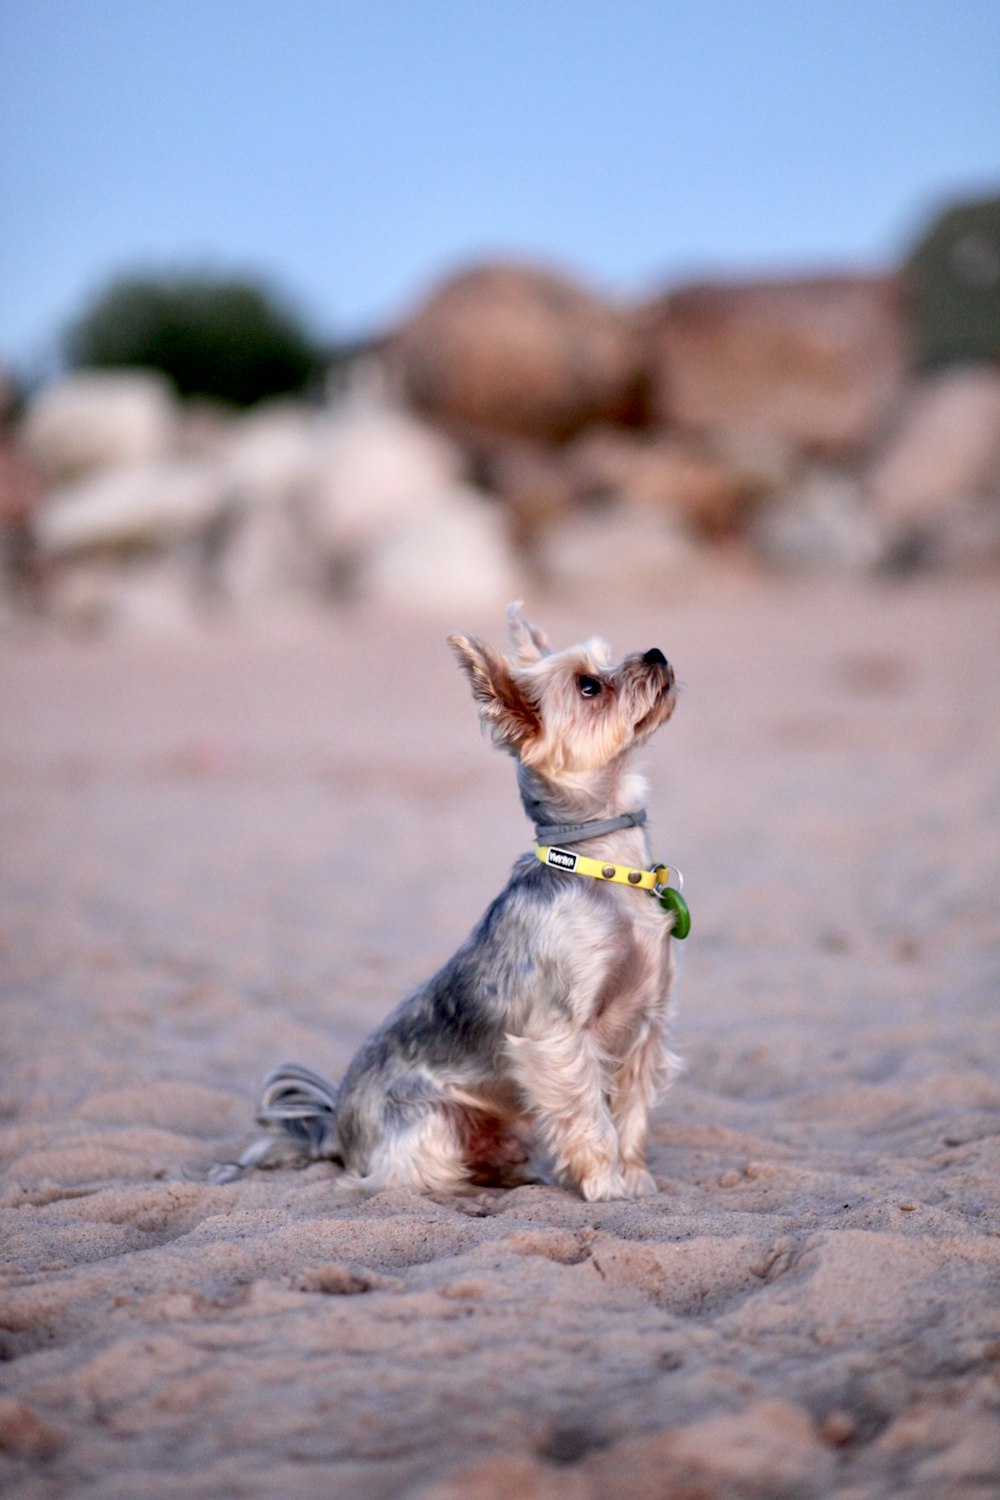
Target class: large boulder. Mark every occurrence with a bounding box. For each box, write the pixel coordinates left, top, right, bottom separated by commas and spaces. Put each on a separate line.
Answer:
221, 402, 318, 506
362, 484, 521, 611
305, 401, 464, 564
22, 370, 177, 484
212, 498, 319, 616
387, 262, 640, 442
33, 459, 223, 559
867, 366, 1000, 530
303, 402, 523, 608
638, 275, 908, 458
209, 404, 323, 612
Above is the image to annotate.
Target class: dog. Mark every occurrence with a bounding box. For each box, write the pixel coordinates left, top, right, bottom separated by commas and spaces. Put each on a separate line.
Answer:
223, 604, 686, 1201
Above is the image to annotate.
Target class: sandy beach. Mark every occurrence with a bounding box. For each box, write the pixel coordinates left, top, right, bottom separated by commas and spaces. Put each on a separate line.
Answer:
1, 570, 999, 1499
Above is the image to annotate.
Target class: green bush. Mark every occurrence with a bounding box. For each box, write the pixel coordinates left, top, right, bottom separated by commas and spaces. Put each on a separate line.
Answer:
66, 273, 321, 407
907, 195, 1000, 369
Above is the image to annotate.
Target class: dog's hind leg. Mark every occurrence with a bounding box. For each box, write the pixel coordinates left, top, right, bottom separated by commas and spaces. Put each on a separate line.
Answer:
505, 1025, 627, 1201
349, 1103, 471, 1193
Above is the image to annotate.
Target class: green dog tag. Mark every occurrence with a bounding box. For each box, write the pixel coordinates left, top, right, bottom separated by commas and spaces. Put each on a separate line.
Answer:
658, 886, 691, 939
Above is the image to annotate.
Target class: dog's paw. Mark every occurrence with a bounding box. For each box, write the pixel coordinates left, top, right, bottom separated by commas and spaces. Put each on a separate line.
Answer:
621, 1165, 658, 1198
578, 1166, 630, 1202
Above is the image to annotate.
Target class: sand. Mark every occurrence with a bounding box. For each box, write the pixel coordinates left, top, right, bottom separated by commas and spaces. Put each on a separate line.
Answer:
1, 571, 999, 1499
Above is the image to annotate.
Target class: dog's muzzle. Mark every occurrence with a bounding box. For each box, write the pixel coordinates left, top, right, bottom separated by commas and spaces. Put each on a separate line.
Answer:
642, 647, 674, 687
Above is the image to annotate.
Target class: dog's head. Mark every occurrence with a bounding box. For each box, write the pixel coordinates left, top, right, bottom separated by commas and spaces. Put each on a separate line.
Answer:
449, 603, 676, 779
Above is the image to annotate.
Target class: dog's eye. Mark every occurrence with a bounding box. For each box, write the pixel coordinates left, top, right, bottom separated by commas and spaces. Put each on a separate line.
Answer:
577, 675, 603, 698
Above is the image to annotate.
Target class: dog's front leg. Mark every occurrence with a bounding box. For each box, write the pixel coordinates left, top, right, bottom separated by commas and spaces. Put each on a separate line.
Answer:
504, 1025, 626, 1201
610, 992, 682, 1195
609, 1022, 666, 1196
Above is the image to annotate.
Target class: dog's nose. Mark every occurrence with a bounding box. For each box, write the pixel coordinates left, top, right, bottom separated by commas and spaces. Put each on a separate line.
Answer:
643, 648, 667, 668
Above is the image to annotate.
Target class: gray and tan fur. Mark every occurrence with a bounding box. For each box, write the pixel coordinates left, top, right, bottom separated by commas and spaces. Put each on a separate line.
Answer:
232, 605, 681, 1202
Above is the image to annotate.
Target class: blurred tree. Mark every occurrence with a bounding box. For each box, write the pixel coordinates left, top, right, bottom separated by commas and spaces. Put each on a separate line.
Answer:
66, 273, 321, 406
908, 195, 1000, 369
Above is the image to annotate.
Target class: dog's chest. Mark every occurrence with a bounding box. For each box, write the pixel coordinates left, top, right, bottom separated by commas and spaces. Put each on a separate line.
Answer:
591, 893, 671, 1052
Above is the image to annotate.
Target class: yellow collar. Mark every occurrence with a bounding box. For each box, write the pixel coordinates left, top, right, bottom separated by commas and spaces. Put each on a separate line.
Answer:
535, 844, 674, 892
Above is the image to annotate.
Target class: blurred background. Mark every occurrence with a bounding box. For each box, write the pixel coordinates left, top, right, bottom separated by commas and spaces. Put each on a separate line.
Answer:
3, 14, 1000, 1492
1, 0, 998, 631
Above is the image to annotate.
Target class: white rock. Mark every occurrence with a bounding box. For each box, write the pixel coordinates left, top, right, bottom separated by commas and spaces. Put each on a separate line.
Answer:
221, 403, 318, 506
214, 500, 319, 612
23, 371, 177, 484
199, 405, 323, 612
306, 402, 463, 561
752, 470, 884, 569
868, 366, 1000, 527
34, 460, 223, 558
362, 485, 521, 610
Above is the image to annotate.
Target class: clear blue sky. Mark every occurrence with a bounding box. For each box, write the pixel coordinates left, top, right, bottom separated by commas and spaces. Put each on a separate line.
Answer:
1, 0, 998, 372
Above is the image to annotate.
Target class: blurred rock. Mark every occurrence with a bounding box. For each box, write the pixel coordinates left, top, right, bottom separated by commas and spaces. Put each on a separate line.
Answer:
197, 403, 322, 610
305, 401, 464, 566
706, 424, 802, 496
20, 390, 528, 627
222, 402, 318, 506
175, 399, 236, 460
640, 275, 907, 458
361, 484, 521, 610
22, 370, 177, 483
0, 376, 44, 620
567, 427, 752, 536
537, 499, 696, 594
473, 438, 577, 556
44, 556, 202, 636
0, 445, 43, 625
867, 366, 1000, 531
879, 494, 1000, 574
212, 498, 318, 615
34, 459, 223, 559
388, 262, 640, 441
10, 249, 999, 635
751, 469, 884, 570
930, 494, 1000, 568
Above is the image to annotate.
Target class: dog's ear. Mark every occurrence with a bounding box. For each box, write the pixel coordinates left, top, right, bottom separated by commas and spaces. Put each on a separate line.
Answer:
506, 601, 550, 665
448, 634, 540, 753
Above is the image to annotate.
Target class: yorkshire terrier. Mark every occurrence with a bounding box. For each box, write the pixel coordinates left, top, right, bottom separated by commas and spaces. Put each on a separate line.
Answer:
223, 605, 686, 1201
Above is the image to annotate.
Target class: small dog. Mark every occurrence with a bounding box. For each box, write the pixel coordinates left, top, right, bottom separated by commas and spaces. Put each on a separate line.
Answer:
228, 605, 685, 1201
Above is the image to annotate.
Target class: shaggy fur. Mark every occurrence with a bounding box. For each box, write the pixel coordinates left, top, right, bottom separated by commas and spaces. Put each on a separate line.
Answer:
228, 605, 681, 1201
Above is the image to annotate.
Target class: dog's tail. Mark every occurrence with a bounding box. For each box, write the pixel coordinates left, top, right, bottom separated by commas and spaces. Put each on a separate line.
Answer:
209, 1062, 341, 1184
255, 1061, 340, 1153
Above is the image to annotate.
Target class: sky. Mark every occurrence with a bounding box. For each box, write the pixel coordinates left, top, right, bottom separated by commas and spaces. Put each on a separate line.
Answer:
1, 0, 998, 374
